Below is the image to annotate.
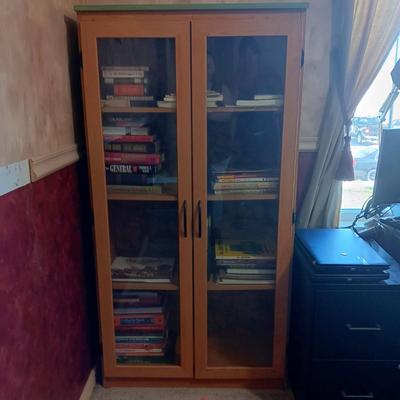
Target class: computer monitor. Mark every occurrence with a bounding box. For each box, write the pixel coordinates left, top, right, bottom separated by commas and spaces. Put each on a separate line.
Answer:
371, 129, 400, 207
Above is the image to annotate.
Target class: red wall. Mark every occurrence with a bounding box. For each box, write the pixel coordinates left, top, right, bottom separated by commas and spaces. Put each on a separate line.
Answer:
0, 164, 96, 400
0, 151, 314, 400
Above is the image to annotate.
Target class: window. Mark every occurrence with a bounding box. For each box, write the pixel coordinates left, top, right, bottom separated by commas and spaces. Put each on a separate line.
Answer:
340, 36, 400, 227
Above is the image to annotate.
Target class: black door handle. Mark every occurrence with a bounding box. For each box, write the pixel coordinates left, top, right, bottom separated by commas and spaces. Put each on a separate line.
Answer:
182, 200, 187, 238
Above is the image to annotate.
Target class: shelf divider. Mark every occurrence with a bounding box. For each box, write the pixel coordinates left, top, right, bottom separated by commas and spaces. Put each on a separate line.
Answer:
107, 189, 177, 202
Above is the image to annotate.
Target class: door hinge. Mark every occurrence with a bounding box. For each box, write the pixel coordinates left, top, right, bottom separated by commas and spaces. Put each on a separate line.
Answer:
300, 49, 305, 68
292, 210, 297, 225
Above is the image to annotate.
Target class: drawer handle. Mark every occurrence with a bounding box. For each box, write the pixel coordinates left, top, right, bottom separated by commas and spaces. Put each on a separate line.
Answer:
341, 391, 374, 399
346, 323, 382, 332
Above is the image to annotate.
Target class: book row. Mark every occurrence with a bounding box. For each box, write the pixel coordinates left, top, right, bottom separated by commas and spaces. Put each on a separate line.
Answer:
211, 170, 279, 195
113, 290, 173, 363
214, 240, 276, 285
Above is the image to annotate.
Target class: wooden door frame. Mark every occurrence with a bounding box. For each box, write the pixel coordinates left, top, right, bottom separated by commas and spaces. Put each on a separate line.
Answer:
191, 11, 306, 380
79, 14, 193, 379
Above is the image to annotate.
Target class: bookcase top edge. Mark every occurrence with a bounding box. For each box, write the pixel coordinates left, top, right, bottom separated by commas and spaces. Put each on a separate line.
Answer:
74, 3, 309, 13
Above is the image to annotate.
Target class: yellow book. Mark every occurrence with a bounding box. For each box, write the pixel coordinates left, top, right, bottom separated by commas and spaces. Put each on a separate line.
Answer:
215, 240, 275, 260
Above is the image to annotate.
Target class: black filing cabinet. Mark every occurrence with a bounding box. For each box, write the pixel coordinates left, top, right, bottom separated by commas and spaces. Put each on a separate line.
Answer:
289, 236, 400, 400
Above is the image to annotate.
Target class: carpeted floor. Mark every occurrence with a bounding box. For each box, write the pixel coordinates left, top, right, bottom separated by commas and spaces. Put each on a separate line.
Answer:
90, 386, 294, 400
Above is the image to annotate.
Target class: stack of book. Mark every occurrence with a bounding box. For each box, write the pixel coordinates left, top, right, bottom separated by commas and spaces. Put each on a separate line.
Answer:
212, 170, 279, 195
157, 94, 176, 109
103, 117, 166, 192
113, 290, 170, 364
111, 257, 175, 283
100, 66, 155, 108
207, 90, 223, 108
214, 240, 276, 285
236, 94, 284, 107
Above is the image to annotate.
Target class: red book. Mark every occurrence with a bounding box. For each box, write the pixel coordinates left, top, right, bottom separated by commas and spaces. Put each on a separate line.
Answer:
103, 135, 156, 143
114, 84, 145, 96
104, 152, 163, 165
115, 324, 165, 332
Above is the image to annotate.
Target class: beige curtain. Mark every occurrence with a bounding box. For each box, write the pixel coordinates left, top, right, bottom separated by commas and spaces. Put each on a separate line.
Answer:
298, 0, 400, 228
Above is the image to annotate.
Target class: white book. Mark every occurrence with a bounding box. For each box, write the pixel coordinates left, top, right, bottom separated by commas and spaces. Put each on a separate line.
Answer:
217, 278, 275, 285
157, 100, 176, 109
105, 95, 154, 101
236, 99, 284, 107
254, 94, 284, 100
101, 99, 130, 108
225, 268, 276, 275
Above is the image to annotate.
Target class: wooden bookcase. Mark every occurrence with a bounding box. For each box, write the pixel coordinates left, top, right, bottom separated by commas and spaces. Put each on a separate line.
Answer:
76, 3, 306, 387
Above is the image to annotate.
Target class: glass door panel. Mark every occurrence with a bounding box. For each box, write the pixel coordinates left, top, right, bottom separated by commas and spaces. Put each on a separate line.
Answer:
96, 37, 184, 368
98, 38, 178, 197
206, 36, 287, 368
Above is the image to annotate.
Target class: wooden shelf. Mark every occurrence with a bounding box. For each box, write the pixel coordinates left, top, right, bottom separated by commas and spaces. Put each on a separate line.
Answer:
107, 188, 177, 202
207, 281, 275, 291
112, 281, 178, 291
102, 106, 175, 114
208, 106, 282, 113
102, 106, 281, 114
208, 193, 278, 201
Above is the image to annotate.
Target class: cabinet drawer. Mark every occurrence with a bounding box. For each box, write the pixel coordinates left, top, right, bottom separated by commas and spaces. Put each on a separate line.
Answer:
313, 290, 400, 360
310, 361, 400, 400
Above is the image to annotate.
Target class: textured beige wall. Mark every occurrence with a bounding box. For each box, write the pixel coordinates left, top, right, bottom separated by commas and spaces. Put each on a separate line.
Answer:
86, 0, 332, 145
0, 0, 84, 166
0, 0, 329, 166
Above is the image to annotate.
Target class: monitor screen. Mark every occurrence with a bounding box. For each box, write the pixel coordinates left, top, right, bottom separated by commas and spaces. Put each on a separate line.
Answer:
372, 129, 400, 206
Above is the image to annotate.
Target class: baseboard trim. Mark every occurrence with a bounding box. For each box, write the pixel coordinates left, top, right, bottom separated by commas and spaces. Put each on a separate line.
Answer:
80, 368, 96, 400
29, 144, 80, 182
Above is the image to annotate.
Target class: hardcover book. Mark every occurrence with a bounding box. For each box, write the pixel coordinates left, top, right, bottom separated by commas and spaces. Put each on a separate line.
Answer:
102, 126, 149, 135
114, 84, 145, 97
104, 152, 164, 165
104, 134, 156, 143
111, 257, 174, 282
104, 141, 160, 154
105, 164, 161, 175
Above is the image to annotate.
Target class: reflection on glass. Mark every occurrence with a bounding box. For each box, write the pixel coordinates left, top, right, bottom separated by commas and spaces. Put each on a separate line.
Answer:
208, 291, 274, 366
97, 38, 177, 195
206, 36, 287, 368
108, 201, 180, 365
